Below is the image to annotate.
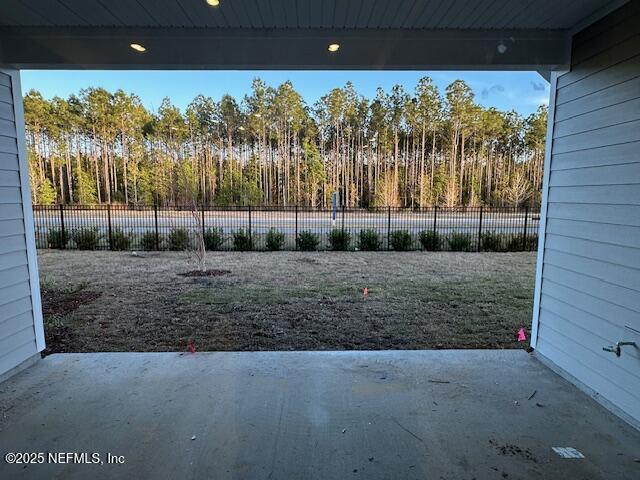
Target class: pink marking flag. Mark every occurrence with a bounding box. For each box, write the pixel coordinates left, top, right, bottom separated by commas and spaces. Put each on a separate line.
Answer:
517, 328, 527, 342
363, 287, 369, 297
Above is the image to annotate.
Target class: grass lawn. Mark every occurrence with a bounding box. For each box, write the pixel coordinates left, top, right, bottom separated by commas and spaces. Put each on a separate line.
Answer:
37, 250, 535, 353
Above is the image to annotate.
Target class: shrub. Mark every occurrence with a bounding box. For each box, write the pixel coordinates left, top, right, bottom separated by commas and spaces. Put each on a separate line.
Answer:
265, 228, 285, 251
233, 229, 253, 251
358, 229, 380, 251
419, 230, 440, 251
297, 230, 319, 251
507, 234, 538, 251
203, 228, 225, 251
390, 230, 412, 251
110, 228, 131, 251
168, 228, 190, 251
524, 234, 538, 251
47, 228, 66, 249
72, 227, 101, 250
447, 232, 472, 252
481, 232, 507, 252
141, 231, 158, 251
328, 229, 351, 251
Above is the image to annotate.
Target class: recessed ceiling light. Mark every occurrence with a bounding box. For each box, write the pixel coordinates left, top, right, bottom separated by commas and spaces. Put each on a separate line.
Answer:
327, 43, 340, 52
206, 0, 220, 6
130, 43, 146, 52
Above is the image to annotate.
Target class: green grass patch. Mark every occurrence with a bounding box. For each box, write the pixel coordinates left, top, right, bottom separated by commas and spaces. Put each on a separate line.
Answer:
180, 282, 360, 306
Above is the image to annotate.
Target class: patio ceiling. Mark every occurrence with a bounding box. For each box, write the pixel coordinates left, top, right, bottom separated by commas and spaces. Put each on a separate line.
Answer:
0, 1, 628, 70
0, 0, 617, 29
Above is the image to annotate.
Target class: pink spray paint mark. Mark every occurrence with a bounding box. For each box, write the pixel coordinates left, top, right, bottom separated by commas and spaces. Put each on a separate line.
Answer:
517, 328, 527, 342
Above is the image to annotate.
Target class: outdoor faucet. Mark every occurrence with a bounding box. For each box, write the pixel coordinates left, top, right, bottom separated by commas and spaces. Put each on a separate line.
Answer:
602, 342, 637, 357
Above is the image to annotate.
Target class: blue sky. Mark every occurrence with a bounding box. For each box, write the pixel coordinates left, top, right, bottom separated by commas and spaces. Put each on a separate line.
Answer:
21, 70, 549, 117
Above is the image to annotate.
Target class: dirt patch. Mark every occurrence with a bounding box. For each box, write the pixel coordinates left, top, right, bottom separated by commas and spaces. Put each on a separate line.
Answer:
37, 250, 535, 353
40, 285, 101, 355
42, 321, 74, 355
41, 287, 101, 317
490, 439, 539, 463
178, 269, 231, 277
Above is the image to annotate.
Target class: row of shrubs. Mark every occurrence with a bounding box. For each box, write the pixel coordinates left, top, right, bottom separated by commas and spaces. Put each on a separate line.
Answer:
298, 229, 536, 252
46, 227, 227, 251
45, 227, 536, 252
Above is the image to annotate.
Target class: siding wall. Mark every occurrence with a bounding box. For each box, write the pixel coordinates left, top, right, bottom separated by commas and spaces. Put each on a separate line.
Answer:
0, 70, 43, 377
535, 1, 640, 425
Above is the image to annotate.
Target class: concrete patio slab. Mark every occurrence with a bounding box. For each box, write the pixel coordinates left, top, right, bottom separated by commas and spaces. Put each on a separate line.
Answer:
0, 350, 638, 479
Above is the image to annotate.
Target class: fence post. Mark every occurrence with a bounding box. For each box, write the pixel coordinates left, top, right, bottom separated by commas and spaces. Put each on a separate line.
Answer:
341, 204, 345, 233
387, 206, 391, 251
154, 204, 159, 251
433, 205, 437, 235
477, 206, 483, 252
59, 204, 66, 249
201, 204, 206, 241
107, 204, 113, 250
248, 205, 252, 248
522, 206, 529, 251
295, 205, 298, 250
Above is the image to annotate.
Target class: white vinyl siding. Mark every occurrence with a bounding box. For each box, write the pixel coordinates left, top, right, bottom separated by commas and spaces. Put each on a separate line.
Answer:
535, 1, 640, 424
0, 70, 42, 377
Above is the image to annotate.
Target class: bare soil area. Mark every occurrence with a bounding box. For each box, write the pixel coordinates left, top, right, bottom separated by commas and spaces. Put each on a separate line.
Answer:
37, 250, 535, 353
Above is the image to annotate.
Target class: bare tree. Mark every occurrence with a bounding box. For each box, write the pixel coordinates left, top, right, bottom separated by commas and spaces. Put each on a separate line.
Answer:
505, 171, 531, 207
189, 204, 206, 272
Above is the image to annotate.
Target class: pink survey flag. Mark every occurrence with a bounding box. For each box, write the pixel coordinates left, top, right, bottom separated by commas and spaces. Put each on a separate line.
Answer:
363, 287, 369, 297
517, 328, 527, 342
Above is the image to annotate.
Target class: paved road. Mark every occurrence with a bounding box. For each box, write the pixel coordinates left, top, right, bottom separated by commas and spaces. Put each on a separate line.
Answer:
34, 210, 539, 236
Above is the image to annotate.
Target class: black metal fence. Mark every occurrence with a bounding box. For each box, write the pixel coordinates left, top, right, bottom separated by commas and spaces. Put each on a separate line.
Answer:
33, 205, 539, 252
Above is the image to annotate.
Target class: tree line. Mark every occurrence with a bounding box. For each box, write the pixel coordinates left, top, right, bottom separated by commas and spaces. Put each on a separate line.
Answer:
24, 77, 547, 208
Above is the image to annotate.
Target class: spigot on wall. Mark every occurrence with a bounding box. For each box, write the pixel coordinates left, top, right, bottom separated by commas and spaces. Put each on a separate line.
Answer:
602, 341, 637, 357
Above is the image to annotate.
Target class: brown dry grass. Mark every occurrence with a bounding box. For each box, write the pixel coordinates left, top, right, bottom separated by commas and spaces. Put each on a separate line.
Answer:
37, 250, 535, 353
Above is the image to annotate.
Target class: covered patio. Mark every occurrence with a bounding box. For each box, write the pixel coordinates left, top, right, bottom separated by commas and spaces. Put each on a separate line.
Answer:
1, 350, 639, 479
1, 0, 639, 478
